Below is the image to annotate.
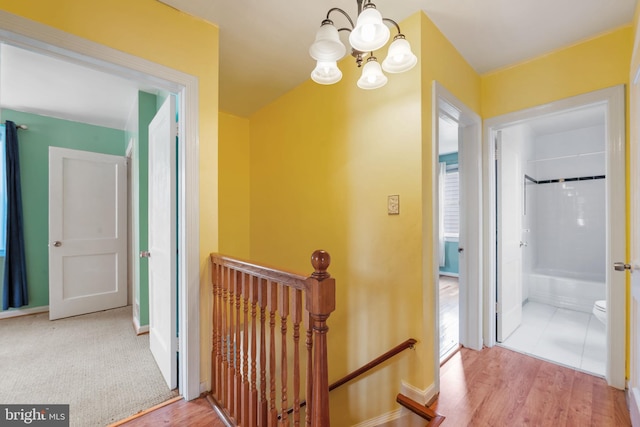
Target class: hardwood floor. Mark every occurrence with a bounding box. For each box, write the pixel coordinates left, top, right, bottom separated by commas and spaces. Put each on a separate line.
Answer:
114, 397, 227, 427
439, 275, 459, 360
113, 346, 631, 426
432, 346, 631, 426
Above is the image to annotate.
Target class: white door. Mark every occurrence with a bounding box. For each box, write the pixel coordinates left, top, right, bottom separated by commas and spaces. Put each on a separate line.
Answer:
147, 96, 177, 389
458, 123, 483, 350
48, 148, 127, 320
496, 130, 524, 342
628, 65, 640, 424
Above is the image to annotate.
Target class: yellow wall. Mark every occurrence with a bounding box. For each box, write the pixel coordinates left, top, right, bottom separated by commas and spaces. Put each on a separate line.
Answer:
245, 12, 480, 425
0, 0, 220, 386
219, 112, 251, 258
482, 26, 632, 118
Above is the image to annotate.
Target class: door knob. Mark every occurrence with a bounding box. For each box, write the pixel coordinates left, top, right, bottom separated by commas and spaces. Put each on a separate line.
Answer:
140, 251, 151, 258
614, 262, 632, 271
458, 247, 464, 253
52, 241, 62, 247
520, 241, 528, 248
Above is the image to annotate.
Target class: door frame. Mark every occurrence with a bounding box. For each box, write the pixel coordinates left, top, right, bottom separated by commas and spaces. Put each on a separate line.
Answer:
0, 11, 202, 399
483, 85, 626, 389
432, 82, 483, 390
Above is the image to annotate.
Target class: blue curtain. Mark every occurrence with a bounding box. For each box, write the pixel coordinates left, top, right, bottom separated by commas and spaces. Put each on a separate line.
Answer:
2, 121, 27, 310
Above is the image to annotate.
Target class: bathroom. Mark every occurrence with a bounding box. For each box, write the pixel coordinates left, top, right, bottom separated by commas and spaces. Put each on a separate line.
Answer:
498, 104, 607, 376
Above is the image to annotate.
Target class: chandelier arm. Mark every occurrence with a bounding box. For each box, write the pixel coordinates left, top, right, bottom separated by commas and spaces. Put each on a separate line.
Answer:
382, 18, 402, 35
337, 27, 353, 33
326, 8, 355, 29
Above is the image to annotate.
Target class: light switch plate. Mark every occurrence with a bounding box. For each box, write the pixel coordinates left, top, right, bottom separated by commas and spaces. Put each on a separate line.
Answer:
388, 195, 399, 215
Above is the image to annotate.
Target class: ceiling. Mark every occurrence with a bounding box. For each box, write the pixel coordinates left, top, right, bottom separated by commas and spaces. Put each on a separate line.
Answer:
0, 44, 155, 130
159, 0, 636, 117
0, 1, 634, 130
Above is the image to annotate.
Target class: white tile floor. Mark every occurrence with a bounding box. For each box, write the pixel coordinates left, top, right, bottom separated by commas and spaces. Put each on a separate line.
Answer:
500, 301, 606, 376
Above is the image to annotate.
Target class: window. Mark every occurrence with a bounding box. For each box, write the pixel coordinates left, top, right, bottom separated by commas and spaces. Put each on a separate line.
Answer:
443, 165, 459, 240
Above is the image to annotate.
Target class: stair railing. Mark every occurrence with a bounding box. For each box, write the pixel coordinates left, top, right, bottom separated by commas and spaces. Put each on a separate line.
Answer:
210, 250, 335, 427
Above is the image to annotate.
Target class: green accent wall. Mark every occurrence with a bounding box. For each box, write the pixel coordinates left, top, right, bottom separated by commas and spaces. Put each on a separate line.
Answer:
439, 152, 458, 166
0, 109, 126, 311
137, 91, 158, 325
439, 152, 459, 276
441, 240, 459, 275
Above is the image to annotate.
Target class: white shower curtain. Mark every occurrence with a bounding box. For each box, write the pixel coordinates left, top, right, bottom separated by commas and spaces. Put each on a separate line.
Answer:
438, 162, 446, 267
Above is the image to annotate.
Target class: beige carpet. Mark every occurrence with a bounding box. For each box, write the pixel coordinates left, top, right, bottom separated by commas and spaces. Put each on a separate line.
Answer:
0, 306, 179, 426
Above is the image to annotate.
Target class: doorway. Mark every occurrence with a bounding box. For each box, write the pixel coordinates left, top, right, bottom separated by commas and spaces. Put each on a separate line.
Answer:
438, 113, 460, 362
0, 10, 201, 399
432, 82, 483, 392
484, 86, 626, 389
494, 107, 607, 376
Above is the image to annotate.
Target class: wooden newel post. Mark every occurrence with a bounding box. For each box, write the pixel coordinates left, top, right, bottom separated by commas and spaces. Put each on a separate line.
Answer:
306, 250, 336, 427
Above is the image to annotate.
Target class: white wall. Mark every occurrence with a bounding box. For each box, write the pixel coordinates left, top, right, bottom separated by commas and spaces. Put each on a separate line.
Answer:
526, 124, 606, 282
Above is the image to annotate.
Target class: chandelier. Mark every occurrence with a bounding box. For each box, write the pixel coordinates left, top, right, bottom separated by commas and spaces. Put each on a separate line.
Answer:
309, 0, 417, 90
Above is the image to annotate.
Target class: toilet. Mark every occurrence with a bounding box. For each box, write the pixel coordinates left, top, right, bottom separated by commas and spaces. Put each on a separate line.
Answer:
593, 300, 607, 325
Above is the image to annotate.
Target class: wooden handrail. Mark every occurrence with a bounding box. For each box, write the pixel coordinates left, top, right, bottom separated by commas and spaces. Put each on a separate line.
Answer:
328, 338, 417, 392
209, 253, 308, 290
283, 338, 417, 417
396, 393, 445, 426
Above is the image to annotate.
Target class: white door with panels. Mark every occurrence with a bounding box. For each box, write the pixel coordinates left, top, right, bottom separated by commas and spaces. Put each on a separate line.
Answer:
48, 147, 127, 320
147, 96, 178, 389
496, 130, 524, 342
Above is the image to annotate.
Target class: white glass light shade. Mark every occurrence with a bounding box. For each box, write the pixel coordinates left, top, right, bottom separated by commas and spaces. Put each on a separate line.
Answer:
309, 23, 346, 61
348, 6, 390, 52
357, 57, 387, 90
311, 61, 343, 85
382, 37, 417, 73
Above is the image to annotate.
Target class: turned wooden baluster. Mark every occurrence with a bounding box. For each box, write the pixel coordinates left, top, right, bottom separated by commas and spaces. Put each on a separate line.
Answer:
292, 289, 303, 427
242, 273, 251, 426
268, 281, 278, 426
306, 251, 335, 427
234, 271, 243, 422
228, 269, 237, 418
250, 276, 259, 427
304, 309, 312, 427
211, 262, 218, 399
221, 265, 230, 408
279, 284, 290, 427
258, 278, 268, 427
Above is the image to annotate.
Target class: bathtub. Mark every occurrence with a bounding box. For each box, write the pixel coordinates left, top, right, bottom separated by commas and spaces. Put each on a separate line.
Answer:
525, 270, 605, 313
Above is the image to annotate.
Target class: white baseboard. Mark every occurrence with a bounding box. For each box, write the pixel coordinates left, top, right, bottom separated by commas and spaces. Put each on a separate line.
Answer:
0, 305, 48, 319
438, 272, 459, 278
133, 316, 149, 335
200, 382, 209, 394
351, 409, 403, 427
629, 384, 640, 426
350, 381, 435, 427
400, 381, 436, 405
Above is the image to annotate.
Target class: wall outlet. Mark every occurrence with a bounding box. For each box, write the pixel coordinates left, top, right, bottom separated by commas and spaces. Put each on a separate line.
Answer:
388, 195, 399, 215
